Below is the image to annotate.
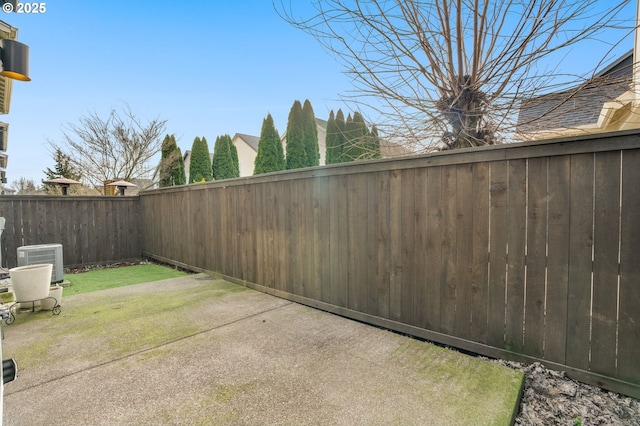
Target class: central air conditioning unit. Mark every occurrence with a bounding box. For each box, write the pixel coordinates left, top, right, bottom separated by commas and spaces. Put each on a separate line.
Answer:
17, 243, 64, 283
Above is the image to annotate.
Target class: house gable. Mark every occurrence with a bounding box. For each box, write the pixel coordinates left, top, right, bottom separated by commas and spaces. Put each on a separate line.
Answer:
516, 51, 635, 139
232, 133, 260, 177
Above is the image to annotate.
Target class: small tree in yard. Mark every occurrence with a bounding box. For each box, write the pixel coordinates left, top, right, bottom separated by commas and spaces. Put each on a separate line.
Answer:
189, 136, 212, 183
254, 114, 285, 175
159, 134, 186, 187
285, 100, 308, 170
212, 134, 239, 180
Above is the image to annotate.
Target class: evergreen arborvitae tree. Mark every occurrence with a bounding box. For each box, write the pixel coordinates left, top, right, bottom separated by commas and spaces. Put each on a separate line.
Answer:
212, 134, 238, 180
334, 109, 346, 163
342, 112, 369, 161
285, 100, 308, 170
342, 113, 356, 162
353, 112, 369, 160
229, 137, 240, 177
159, 134, 186, 187
254, 114, 285, 174
174, 146, 186, 185
302, 99, 319, 167
368, 125, 382, 159
325, 111, 340, 165
189, 136, 212, 183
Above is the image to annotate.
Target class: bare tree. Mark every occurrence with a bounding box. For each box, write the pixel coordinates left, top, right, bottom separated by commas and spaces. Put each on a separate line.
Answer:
9, 177, 39, 195
50, 105, 167, 191
277, 0, 633, 151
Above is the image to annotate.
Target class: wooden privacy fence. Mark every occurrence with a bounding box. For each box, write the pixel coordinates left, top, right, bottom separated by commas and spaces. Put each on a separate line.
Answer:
141, 130, 640, 398
0, 196, 140, 268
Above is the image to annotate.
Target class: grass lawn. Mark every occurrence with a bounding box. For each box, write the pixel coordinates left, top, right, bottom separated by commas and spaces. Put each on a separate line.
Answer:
63, 263, 189, 296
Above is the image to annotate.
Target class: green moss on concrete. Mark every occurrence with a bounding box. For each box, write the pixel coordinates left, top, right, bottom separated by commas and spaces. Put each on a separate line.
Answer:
392, 339, 524, 425
6, 278, 249, 369
211, 381, 260, 404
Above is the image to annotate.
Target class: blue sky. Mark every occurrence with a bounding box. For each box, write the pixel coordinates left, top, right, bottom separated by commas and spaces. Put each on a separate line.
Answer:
1, 0, 636, 185
2, 0, 353, 184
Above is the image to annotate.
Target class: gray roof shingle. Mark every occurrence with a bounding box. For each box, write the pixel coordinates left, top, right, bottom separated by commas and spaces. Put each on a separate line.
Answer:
516, 51, 633, 133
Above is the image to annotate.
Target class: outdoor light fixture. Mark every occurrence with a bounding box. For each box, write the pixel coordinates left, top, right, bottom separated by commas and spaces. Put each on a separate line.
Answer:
43, 177, 81, 196
107, 180, 137, 196
0, 39, 30, 82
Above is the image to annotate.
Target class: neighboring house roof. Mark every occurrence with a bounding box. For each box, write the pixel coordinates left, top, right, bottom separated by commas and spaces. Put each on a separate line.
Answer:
380, 140, 412, 157
233, 133, 259, 152
516, 50, 634, 139
232, 133, 260, 177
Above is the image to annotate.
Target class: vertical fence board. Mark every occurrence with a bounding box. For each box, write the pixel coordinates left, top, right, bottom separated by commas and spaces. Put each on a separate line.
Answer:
287, 182, 304, 294
307, 178, 319, 299
389, 170, 403, 321
314, 177, 329, 302
335, 175, 349, 308
425, 166, 442, 332
261, 183, 273, 288
375, 172, 391, 319
488, 161, 508, 348
183, 191, 195, 267
400, 169, 416, 325
299, 179, 311, 298
524, 157, 547, 358
1, 199, 16, 267
590, 151, 621, 376
414, 167, 429, 329
618, 149, 640, 384
328, 176, 340, 305
257, 183, 268, 286
244, 185, 257, 283
471, 162, 490, 344
545, 156, 571, 364
212, 188, 224, 272
505, 159, 527, 353
455, 164, 473, 339
440, 165, 457, 334
285, 182, 297, 295
275, 182, 290, 293
200, 189, 212, 271
366, 173, 381, 316
566, 153, 595, 372
348, 173, 369, 312
69, 200, 82, 262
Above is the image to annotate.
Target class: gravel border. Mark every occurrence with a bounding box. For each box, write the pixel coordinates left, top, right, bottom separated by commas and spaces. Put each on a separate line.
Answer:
489, 359, 640, 425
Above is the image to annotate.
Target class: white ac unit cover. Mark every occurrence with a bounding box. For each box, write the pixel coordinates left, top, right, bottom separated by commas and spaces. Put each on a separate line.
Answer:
17, 243, 64, 283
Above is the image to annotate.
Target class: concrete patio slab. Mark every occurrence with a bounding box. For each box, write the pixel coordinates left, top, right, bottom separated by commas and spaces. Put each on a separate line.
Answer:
1, 274, 523, 425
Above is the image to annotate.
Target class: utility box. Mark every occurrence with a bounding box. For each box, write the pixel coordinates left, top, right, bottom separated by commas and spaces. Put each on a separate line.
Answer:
17, 243, 63, 283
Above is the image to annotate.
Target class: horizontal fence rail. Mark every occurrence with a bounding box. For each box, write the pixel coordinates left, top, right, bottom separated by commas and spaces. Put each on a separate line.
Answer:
141, 130, 640, 398
0, 196, 141, 268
